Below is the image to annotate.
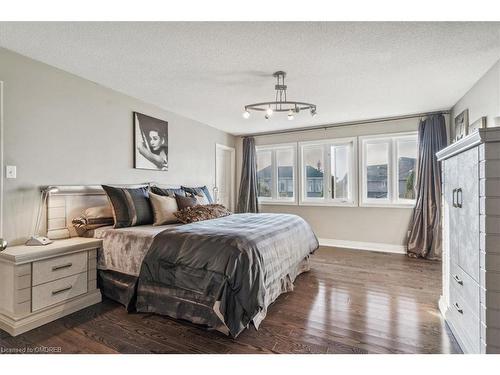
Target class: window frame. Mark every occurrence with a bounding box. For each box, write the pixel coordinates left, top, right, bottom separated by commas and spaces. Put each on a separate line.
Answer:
255, 142, 298, 205
298, 137, 358, 207
359, 131, 418, 208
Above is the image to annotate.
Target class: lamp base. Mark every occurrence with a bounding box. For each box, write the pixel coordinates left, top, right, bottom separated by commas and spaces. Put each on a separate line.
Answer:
25, 236, 53, 246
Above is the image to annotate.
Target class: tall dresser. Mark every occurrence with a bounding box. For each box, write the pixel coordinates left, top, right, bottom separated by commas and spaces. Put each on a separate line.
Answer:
437, 127, 500, 354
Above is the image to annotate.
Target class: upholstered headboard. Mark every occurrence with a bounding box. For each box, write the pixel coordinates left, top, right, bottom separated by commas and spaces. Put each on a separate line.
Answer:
46, 183, 183, 239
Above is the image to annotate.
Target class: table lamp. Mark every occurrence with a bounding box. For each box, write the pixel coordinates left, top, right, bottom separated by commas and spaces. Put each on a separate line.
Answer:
25, 186, 59, 246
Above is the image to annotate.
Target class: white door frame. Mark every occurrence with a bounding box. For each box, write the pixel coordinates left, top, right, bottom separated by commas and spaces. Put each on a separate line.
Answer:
215, 143, 236, 211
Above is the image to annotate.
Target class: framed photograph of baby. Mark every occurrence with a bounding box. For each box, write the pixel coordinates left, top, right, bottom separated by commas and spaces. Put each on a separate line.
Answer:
134, 112, 168, 170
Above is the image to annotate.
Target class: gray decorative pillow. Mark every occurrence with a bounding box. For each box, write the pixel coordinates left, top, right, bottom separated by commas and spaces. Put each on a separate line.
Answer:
174, 204, 231, 224
102, 185, 154, 228
181, 186, 213, 203
150, 186, 186, 197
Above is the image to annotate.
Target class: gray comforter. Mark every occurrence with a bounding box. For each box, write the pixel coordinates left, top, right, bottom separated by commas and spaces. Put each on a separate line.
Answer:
135, 213, 318, 337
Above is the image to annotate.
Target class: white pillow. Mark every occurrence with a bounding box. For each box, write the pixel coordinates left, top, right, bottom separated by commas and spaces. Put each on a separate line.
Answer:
149, 192, 179, 225
195, 194, 209, 205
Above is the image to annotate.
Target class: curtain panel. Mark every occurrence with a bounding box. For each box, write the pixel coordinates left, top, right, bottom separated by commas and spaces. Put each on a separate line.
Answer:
236, 137, 259, 213
406, 114, 447, 259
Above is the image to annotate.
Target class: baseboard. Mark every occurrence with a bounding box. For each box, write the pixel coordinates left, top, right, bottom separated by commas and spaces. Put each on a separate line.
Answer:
318, 238, 406, 254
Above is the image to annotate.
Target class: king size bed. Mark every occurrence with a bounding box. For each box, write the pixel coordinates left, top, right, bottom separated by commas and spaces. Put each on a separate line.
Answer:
48, 185, 319, 338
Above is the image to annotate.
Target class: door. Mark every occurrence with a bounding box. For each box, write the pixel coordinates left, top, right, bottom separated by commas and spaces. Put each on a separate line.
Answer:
215, 144, 235, 211
457, 147, 480, 282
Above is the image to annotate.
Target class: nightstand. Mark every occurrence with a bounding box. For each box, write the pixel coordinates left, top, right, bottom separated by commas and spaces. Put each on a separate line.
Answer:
0, 237, 102, 336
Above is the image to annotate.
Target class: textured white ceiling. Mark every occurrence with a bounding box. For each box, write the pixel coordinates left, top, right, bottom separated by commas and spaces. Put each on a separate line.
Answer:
1, 22, 500, 135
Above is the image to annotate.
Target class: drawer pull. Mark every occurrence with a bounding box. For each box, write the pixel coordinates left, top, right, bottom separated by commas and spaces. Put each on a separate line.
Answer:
52, 262, 72, 271
51, 285, 72, 296
453, 274, 463, 285
452, 188, 457, 208
454, 302, 463, 314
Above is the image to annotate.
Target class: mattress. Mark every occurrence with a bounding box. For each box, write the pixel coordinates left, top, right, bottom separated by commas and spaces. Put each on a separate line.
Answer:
94, 224, 181, 276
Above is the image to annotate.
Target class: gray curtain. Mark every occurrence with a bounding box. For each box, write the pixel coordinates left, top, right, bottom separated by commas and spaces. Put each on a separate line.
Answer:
406, 114, 447, 259
236, 137, 259, 213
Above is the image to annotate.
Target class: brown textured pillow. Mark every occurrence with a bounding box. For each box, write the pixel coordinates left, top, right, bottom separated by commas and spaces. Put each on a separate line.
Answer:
174, 204, 231, 224
175, 194, 198, 210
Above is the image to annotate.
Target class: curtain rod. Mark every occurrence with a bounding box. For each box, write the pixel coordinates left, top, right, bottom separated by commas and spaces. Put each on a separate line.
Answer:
240, 109, 451, 138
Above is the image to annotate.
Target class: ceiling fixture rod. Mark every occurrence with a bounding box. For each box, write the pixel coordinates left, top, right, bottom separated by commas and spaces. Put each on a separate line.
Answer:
242, 71, 317, 121
241, 110, 451, 138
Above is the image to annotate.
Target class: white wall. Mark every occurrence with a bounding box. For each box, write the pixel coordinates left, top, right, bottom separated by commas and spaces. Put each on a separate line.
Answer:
236, 116, 449, 250
452, 60, 500, 136
0, 48, 235, 244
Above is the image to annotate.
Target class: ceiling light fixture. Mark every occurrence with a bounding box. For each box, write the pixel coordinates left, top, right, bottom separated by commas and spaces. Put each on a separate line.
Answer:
243, 71, 317, 121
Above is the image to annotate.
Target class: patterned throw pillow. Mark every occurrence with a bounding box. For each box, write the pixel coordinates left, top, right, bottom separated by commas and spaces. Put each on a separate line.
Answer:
173, 204, 231, 224
72, 216, 114, 237
72, 205, 115, 236
181, 185, 213, 203
102, 185, 154, 228
150, 186, 186, 197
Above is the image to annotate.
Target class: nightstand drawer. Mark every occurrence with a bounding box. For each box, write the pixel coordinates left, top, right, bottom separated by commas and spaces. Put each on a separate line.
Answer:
32, 272, 88, 312
32, 252, 88, 286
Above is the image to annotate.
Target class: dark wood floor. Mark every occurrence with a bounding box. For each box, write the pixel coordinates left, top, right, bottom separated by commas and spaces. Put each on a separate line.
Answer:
0, 247, 461, 354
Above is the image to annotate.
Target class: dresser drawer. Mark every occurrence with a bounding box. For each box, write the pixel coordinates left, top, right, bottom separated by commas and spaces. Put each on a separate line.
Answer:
449, 284, 481, 352
450, 261, 480, 314
32, 272, 88, 312
32, 252, 88, 286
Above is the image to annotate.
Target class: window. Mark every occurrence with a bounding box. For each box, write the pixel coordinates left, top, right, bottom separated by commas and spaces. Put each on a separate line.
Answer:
303, 145, 324, 199
360, 132, 417, 206
256, 150, 272, 198
299, 138, 357, 206
256, 143, 296, 203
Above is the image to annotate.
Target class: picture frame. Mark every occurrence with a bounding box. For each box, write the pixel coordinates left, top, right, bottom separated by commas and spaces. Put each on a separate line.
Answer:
468, 116, 486, 134
134, 112, 169, 171
454, 109, 469, 142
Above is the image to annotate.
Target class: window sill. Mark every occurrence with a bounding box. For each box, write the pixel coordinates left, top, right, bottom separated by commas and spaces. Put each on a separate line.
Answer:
258, 200, 298, 206
359, 202, 415, 209
299, 200, 358, 207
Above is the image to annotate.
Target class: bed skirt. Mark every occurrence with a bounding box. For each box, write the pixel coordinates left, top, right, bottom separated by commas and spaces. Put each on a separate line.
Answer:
97, 255, 311, 336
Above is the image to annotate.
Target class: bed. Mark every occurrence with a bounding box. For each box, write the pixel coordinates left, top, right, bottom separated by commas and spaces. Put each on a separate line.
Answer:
46, 185, 319, 338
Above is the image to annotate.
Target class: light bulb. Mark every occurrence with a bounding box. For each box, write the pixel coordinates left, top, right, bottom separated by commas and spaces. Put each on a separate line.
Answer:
287, 110, 295, 120
266, 107, 273, 117
242, 110, 250, 119
265, 114, 270, 120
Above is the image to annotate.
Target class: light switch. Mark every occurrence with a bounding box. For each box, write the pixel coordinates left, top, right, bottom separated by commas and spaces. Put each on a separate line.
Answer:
6, 165, 16, 179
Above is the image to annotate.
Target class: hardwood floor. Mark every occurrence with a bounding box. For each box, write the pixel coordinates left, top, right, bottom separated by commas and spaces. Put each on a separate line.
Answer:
0, 246, 461, 354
